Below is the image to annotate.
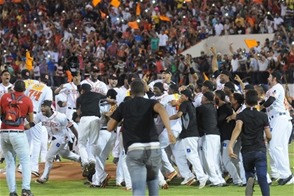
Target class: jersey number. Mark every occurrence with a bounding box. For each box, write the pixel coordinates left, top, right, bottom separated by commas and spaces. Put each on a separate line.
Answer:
29, 89, 41, 101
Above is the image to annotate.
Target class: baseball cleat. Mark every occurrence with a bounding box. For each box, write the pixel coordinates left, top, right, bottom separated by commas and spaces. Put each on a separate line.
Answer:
181, 176, 195, 185
82, 163, 90, 177
199, 175, 208, 189
9, 192, 18, 196
100, 174, 111, 188
166, 170, 178, 182
35, 178, 47, 184
161, 183, 169, 189
88, 161, 96, 176
31, 171, 40, 177
278, 175, 293, 185
21, 189, 34, 196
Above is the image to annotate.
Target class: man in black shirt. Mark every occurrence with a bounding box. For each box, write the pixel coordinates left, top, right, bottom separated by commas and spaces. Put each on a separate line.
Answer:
170, 89, 208, 188
76, 83, 107, 178
107, 79, 175, 196
215, 90, 243, 185
197, 91, 226, 186
228, 90, 271, 196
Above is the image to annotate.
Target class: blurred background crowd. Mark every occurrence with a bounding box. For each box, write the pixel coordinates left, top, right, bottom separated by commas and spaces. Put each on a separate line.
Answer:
0, 0, 294, 88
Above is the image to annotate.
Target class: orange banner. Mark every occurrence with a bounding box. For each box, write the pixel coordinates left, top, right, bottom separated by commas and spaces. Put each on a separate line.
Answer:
111, 0, 120, 8
136, 3, 141, 16
244, 39, 258, 49
128, 21, 139, 29
92, 0, 101, 7
0, 0, 5, 5
159, 15, 170, 22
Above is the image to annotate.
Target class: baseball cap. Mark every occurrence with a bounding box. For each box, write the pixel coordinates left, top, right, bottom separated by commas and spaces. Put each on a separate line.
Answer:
41, 100, 52, 107
21, 69, 30, 79
153, 82, 164, 92
202, 80, 214, 91
244, 84, 254, 90
91, 66, 99, 72
81, 83, 91, 91
220, 70, 232, 78
203, 91, 214, 102
160, 68, 172, 75
109, 74, 118, 80
181, 89, 193, 101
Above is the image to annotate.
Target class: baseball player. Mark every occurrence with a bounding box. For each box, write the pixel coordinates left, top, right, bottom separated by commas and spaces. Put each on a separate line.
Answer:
24, 75, 53, 176
170, 89, 209, 188
0, 70, 13, 170
90, 90, 117, 187
263, 71, 293, 185
55, 73, 80, 120
33, 100, 80, 184
80, 66, 108, 95
161, 85, 198, 186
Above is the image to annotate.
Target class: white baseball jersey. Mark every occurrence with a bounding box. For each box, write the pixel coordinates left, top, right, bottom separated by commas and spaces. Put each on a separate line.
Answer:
24, 79, 39, 88
34, 111, 71, 140
265, 83, 289, 117
80, 78, 108, 95
25, 82, 53, 113
55, 93, 67, 114
0, 83, 13, 98
59, 82, 79, 109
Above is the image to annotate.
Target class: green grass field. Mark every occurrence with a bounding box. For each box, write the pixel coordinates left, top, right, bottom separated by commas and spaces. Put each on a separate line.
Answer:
1, 143, 294, 196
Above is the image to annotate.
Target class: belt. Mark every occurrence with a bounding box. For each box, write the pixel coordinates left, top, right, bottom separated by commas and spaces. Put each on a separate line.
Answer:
100, 127, 107, 131
269, 112, 286, 121
0, 130, 24, 133
33, 111, 37, 114
68, 107, 76, 110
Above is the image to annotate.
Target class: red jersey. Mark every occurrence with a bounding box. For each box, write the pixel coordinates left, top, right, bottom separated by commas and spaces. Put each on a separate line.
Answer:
0, 92, 33, 130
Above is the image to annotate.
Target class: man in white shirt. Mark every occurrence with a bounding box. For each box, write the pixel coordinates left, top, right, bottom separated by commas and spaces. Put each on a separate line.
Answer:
80, 66, 108, 95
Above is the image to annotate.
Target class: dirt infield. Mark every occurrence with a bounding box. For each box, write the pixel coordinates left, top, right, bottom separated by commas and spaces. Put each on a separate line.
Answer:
0, 162, 117, 180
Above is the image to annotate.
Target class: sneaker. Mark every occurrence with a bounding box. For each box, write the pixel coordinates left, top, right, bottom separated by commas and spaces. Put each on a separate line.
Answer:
166, 170, 177, 182
88, 162, 96, 176
31, 171, 40, 177
9, 192, 18, 196
278, 175, 293, 185
245, 177, 255, 196
100, 174, 111, 188
199, 176, 208, 189
21, 189, 34, 196
35, 178, 47, 184
181, 176, 196, 185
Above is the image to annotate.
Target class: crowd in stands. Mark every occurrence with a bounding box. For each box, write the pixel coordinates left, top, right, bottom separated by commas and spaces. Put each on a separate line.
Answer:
0, 0, 293, 88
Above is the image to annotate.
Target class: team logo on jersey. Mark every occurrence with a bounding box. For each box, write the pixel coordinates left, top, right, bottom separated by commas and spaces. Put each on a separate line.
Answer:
186, 148, 191, 153
56, 143, 60, 147
32, 84, 45, 91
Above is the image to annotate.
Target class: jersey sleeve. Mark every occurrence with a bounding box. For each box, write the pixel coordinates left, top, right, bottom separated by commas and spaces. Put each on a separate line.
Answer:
34, 113, 42, 124
44, 87, 53, 101
111, 103, 123, 122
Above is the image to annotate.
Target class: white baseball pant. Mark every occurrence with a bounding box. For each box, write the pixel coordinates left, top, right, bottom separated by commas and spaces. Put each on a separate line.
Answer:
202, 134, 225, 185
78, 116, 100, 166
40, 136, 80, 180
269, 116, 292, 179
